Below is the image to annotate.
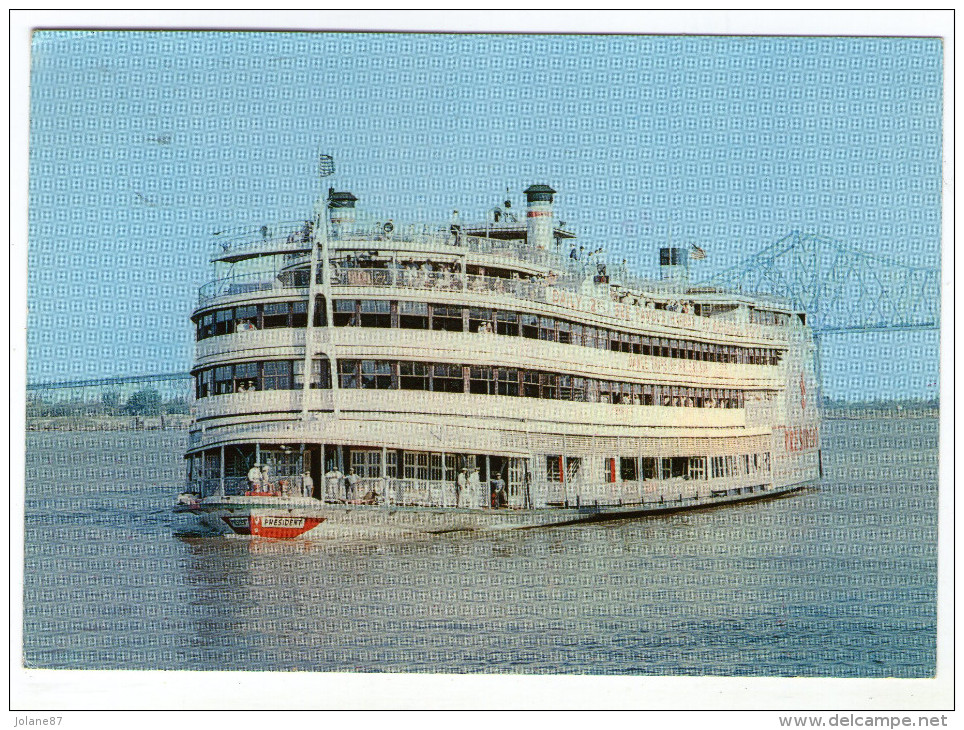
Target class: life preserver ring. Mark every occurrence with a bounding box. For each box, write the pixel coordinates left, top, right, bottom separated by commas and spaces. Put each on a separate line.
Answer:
383, 221, 395, 236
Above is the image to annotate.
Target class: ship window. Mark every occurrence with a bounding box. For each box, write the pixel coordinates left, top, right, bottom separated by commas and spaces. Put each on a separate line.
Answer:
521, 313, 539, 339
469, 365, 495, 395
557, 320, 571, 344
215, 308, 234, 336
630, 382, 642, 404
291, 300, 308, 328
603, 457, 617, 483
689, 457, 706, 480
569, 322, 583, 346
546, 455, 563, 483
196, 368, 214, 399
234, 361, 259, 392
361, 360, 393, 389
660, 457, 682, 479
621, 333, 632, 354
585, 378, 599, 402
399, 361, 430, 390
429, 453, 443, 482
538, 317, 557, 342
399, 300, 428, 329
641, 384, 654, 406
263, 360, 292, 390
596, 328, 610, 350
214, 365, 234, 395
598, 381, 612, 404
641, 457, 658, 481
350, 449, 382, 479
333, 299, 358, 327
469, 307, 495, 333
540, 372, 558, 399
630, 334, 642, 354
360, 300, 391, 328
557, 374, 572, 400
620, 457, 639, 481
263, 302, 291, 329
403, 451, 430, 481
571, 377, 586, 402
609, 330, 621, 352
640, 335, 652, 356
233, 305, 258, 332
201, 313, 216, 340
444, 454, 459, 483
523, 371, 540, 398
496, 310, 519, 336
431, 304, 463, 332
496, 367, 519, 397
580, 326, 594, 348
432, 363, 464, 393
338, 359, 360, 389
566, 457, 581, 483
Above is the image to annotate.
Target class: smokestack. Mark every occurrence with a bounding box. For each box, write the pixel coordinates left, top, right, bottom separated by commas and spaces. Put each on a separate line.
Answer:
659, 247, 689, 283
524, 184, 556, 250
328, 189, 357, 238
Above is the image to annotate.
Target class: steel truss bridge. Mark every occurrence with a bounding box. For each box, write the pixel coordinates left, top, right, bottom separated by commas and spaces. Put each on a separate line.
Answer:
26, 231, 940, 402
708, 231, 941, 390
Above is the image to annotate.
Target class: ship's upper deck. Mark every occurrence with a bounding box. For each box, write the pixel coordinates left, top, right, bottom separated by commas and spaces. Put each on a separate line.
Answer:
198, 185, 802, 341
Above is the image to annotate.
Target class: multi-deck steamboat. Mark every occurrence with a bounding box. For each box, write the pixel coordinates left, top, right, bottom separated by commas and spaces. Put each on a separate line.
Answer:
175, 177, 821, 538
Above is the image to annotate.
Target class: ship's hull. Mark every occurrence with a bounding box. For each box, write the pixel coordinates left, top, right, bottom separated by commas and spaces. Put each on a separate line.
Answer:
175, 480, 814, 539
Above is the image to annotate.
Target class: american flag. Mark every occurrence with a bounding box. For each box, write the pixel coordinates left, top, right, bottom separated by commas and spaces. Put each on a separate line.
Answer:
690, 244, 707, 260
318, 154, 335, 178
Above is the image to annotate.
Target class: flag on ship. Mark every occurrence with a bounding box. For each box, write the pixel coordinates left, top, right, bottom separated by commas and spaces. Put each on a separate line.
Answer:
690, 244, 707, 260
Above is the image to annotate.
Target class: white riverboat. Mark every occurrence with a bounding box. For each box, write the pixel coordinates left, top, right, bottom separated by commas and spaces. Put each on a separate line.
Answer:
176, 176, 822, 538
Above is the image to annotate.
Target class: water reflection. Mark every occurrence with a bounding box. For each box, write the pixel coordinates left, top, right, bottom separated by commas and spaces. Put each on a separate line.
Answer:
23, 419, 937, 675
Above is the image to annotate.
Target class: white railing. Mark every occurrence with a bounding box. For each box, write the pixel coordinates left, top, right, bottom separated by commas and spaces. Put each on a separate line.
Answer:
197, 267, 788, 341
321, 476, 461, 508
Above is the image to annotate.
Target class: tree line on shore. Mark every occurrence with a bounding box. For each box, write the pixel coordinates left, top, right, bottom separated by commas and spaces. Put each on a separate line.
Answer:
26, 387, 189, 419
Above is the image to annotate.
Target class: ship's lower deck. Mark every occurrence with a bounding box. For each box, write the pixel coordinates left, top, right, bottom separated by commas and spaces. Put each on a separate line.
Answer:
178, 478, 816, 539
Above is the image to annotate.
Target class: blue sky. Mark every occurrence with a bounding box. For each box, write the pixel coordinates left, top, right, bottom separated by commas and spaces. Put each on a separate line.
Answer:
26, 31, 943, 399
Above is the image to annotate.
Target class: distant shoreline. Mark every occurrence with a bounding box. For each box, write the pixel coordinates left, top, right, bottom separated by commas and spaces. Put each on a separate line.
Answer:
25, 415, 192, 432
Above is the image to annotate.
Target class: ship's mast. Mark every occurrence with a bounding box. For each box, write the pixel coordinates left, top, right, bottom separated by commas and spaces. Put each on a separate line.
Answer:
302, 155, 335, 424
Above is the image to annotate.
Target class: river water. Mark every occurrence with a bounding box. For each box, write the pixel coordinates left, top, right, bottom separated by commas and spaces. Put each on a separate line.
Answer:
22, 417, 937, 676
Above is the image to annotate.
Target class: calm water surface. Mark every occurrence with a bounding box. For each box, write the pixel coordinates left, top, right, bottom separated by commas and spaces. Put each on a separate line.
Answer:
23, 417, 937, 676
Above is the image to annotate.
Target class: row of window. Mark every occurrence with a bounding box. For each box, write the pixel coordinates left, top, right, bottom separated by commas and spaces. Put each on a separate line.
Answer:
596, 452, 771, 483
194, 359, 329, 399
196, 300, 311, 338
195, 357, 751, 408
337, 360, 747, 407
195, 298, 782, 366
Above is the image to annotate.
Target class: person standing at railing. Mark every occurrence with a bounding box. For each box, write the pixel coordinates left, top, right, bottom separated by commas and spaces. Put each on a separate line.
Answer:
468, 468, 482, 508
345, 468, 360, 502
247, 464, 264, 493
302, 471, 313, 498
325, 466, 343, 502
456, 467, 467, 507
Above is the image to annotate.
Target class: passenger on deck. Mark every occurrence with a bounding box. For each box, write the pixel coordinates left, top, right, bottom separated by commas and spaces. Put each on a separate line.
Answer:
324, 467, 343, 502
468, 468, 482, 508
345, 469, 360, 501
491, 474, 506, 508
456, 467, 468, 507
247, 464, 263, 492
